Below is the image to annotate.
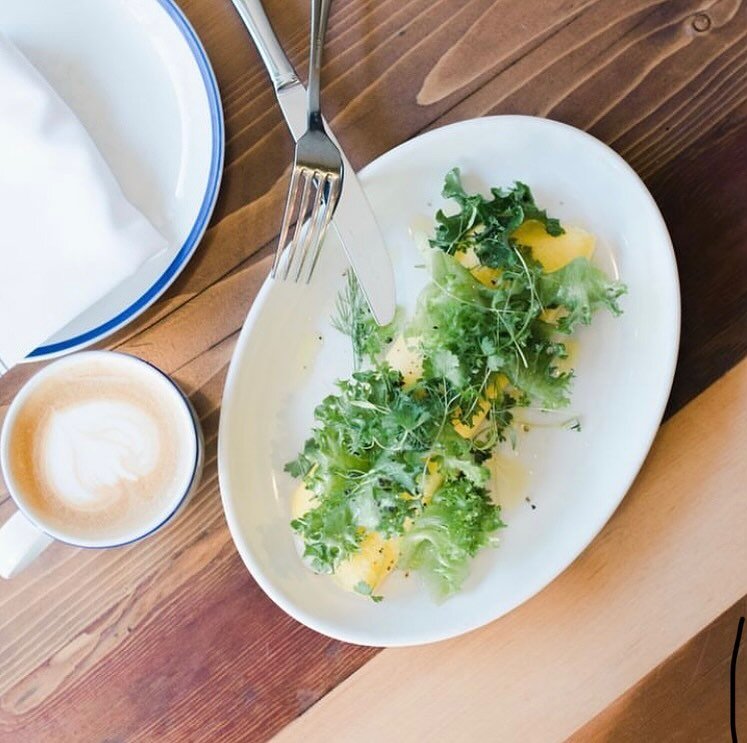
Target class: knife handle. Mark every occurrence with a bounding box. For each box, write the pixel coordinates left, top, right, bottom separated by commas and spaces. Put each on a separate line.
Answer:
229, 0, 299, 91
308, 0, 333, 125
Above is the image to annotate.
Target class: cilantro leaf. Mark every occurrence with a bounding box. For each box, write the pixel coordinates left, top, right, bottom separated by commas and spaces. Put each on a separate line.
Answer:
428, 348, 464, 387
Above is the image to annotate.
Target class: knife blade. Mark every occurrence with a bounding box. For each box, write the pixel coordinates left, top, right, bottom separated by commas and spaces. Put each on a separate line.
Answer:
229, 0, 396, 325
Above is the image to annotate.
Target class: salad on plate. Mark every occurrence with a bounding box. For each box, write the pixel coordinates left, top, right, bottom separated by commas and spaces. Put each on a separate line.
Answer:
286, 169, 626, 601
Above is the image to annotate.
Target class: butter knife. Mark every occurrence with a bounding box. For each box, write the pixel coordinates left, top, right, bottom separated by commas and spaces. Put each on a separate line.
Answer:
229, 0, 396, 325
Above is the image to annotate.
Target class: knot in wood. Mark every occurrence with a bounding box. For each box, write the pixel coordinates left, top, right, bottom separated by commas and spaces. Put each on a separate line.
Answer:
691, 13, 712, 33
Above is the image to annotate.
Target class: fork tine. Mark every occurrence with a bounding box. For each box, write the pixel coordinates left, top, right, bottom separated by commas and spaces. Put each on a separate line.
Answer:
271, 166, 302, 279
282, 169, 313, 280
292, 174, 327, 281
304, 175, 340, 283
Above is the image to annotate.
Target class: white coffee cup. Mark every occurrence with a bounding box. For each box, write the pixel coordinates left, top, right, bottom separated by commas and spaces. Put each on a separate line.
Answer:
0, 351, 204, 578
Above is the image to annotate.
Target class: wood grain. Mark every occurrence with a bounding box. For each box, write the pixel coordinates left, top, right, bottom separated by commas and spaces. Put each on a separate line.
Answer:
0, 0, 746, 740
274, 359, 747, 743
570, 597, 747, 742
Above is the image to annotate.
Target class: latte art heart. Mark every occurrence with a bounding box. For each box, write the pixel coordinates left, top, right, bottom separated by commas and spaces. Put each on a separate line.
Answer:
5, 354, 198, 543
42, 400, 161, 510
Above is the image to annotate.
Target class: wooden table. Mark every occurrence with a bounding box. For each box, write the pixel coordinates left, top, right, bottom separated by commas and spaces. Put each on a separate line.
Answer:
1, 1, 746, 740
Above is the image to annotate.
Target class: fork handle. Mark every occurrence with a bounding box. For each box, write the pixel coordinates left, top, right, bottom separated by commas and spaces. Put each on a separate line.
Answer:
308, 0, 333, 128
230, 0, 299, 91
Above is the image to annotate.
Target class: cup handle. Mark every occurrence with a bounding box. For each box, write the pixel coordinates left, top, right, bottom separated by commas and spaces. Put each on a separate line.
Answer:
0, 510, 53, 579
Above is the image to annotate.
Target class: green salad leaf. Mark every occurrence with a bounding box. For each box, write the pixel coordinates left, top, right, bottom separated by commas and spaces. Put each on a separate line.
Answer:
538, 257, 626, 333
399, 478, 504, 599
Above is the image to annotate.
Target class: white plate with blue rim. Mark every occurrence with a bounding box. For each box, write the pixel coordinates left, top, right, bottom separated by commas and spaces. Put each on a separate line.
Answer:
218, 116, 680, 647
0, 0, 224, 360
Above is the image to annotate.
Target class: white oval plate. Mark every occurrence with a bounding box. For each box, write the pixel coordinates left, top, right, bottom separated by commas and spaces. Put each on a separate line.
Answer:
0, 0, 224, 360
219, 116, 680, 647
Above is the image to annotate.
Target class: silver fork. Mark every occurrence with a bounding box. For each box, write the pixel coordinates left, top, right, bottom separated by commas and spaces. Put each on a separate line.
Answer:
271, 0, 343, 282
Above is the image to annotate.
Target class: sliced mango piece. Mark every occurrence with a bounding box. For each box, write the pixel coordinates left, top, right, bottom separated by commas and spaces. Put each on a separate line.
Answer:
455, 247, 480, 269
453, 397, 492, 439
455, 247, 502, 288
513, 220, 595, 273
400, 461, 444, 513
386, 335, 424, 388
471, 264, 502, 288
539, 306, 567, 325
333, 532, 399, 594
422, 460, 444, 505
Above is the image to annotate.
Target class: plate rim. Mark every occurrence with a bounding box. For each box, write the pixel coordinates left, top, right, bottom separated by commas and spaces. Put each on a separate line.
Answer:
25, 0, 225, 361
218, 114, 681, 646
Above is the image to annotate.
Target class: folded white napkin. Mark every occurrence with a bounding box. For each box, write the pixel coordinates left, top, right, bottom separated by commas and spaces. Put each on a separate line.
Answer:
0, 36, 167, 372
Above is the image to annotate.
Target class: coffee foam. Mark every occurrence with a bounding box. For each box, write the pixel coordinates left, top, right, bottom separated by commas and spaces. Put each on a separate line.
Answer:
42, 399, 161, 510
6, 356, 196, 543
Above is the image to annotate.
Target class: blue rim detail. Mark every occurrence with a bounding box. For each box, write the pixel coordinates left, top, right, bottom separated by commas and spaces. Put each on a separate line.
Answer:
28, 0, 224, 358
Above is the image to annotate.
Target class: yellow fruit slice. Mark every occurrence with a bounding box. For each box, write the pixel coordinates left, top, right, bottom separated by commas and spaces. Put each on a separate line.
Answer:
452, 375, 508, 439
513, 220, 595, 273
453, 397, 493, 439
291, 481, 317, 520
454, 246, 480, 269
539, 306, 567, 325
386, 335, 424, 388
455, 247, 502, 288
471, 264, 502, 288
333, 532, 400, 594
422, 460, 444, 505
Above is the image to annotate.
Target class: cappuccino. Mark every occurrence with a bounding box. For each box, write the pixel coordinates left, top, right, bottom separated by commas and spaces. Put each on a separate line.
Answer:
2, 353, 199, 544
